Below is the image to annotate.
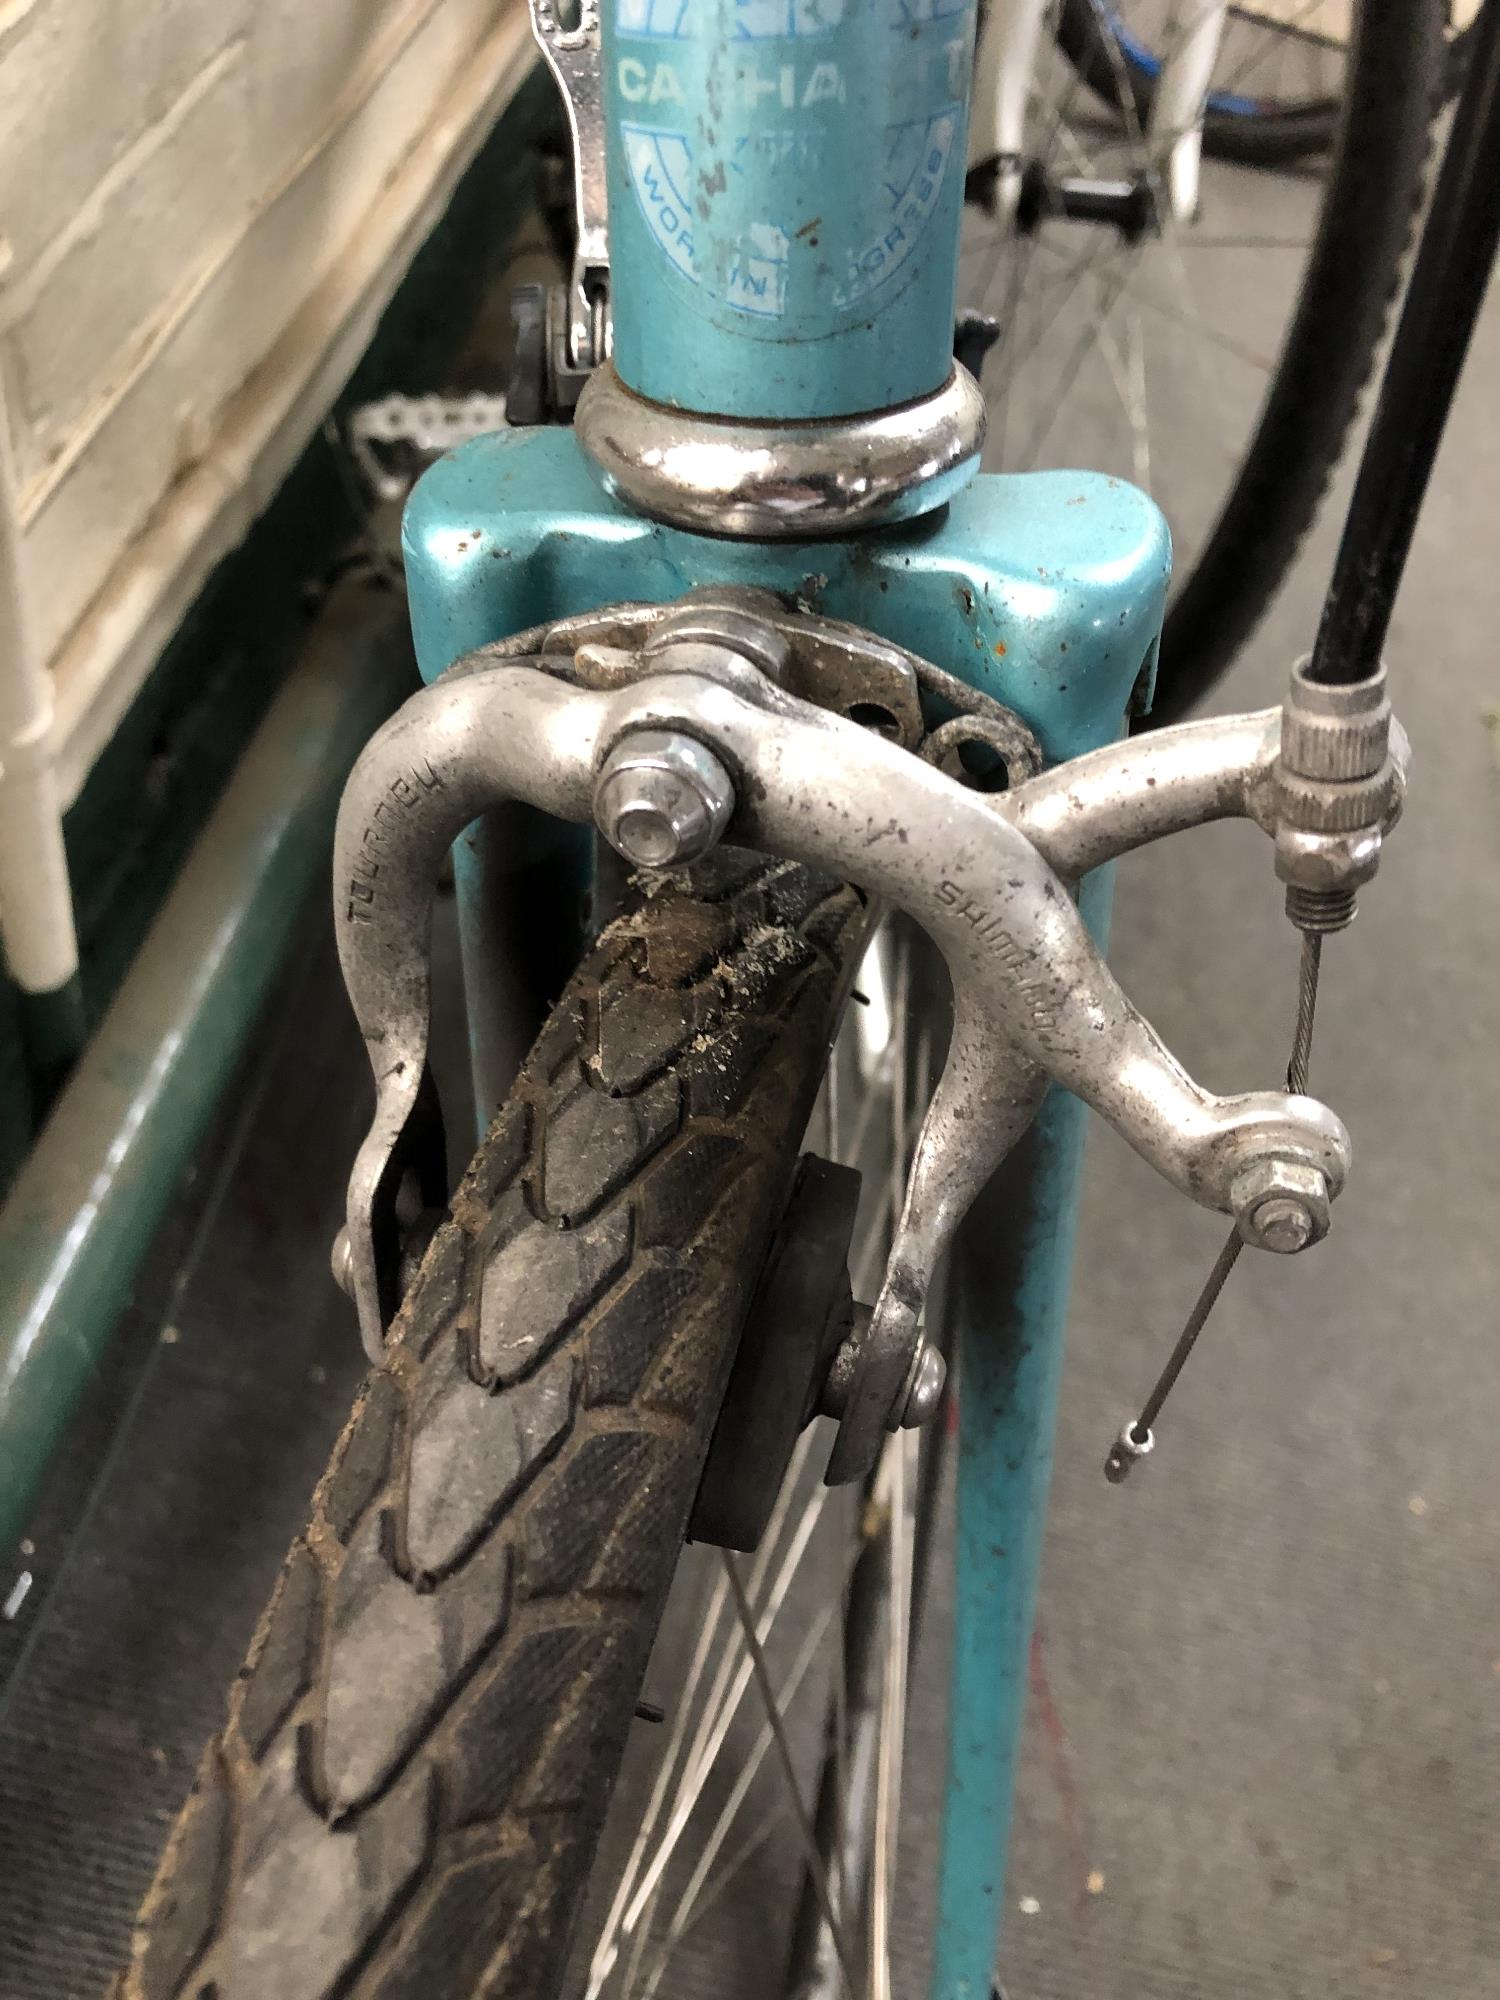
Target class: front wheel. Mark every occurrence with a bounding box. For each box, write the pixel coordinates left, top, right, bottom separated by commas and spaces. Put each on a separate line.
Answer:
119, 855, 874, 1999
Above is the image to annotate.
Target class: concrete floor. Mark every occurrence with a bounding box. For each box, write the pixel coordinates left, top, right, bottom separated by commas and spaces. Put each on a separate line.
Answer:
990, 181, 1500, 1997
2, 145, 1497, 2000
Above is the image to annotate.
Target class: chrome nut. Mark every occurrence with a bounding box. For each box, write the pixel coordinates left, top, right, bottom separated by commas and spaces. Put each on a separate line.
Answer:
1104, 1419, 1154, 1484
644, 590, 793, 681
1229, 1158, 1331, 1254
331, 1225, 355, 1298
1273, 821, 1384, 893
594, 728, 736, 868
894, 1340, 947, 1429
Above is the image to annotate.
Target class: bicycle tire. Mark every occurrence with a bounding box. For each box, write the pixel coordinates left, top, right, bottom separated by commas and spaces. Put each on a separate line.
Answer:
1059, 4, 1476, 163
117, 852, 866, 2000
1055, 0, 1343, 164
1147, 0, 1445, 718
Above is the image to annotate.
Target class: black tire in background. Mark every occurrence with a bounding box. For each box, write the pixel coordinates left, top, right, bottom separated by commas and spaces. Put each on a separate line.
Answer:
967, 1, 1444, 716
117, 855, 865, 2000
1144, 0, 1446, 718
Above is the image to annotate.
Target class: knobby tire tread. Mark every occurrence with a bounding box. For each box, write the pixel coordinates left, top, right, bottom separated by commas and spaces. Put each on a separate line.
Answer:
116, 854, 865, 2000
1151, 0, 1446, 716
1047, 0, 1446, 714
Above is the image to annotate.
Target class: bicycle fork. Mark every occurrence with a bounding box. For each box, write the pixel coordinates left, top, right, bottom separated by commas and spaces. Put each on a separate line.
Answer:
326, 0, 1412, 1992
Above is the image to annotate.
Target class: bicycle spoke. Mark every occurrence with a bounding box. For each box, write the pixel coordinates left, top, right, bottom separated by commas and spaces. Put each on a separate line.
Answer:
594, 929, 937, 1997
723, 1552, 859, 2000
637, 1802, 793, 2000
585, 1560, 734, 1996
636, 1604, 838, 1998
586, 1424, 825, 1995
1125, 299, 1151, 493
1216, 0, 1340, 99
870, 1430, 917, 2000
597, 1458, 834, 1986
1013, 243, 1146, 468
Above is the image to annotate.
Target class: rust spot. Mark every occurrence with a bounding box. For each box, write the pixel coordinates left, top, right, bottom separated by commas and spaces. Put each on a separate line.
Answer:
993, 640, 1007, 657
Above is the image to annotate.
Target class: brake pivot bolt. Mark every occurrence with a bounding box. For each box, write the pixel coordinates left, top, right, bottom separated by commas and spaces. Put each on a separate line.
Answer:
895, 1339, 947, 1429
1230, 1158, 1331, 1253
331, 1226, 355, 1298
1247, 1195, 1315, 1254
594, 728, 735, 868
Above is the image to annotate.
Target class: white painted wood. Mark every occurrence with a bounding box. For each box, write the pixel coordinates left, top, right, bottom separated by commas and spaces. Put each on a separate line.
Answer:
0, 0, 533, 795
0, 369, 77, 997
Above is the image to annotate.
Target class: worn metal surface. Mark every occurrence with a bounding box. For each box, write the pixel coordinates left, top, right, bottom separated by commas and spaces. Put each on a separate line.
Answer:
393, 422, 1170, 1994
332, 624, 1363, 1451
574, 360, 987, 536
0, 577, 414, 1556
401, 422, 1167, 1133
529, 0, 610, 370
401, 426, 1170, 710
5, 132, 1495, 2000
1273, 653, 1402, 938
599, 0, 978, 420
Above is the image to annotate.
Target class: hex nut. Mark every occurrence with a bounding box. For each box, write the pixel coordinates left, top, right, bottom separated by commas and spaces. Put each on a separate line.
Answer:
331, 1226, 355, 1297
1247, 1197, 1314, 1254
594, 728, 735, 868
895, 1340, 947, 1429
1273, 822, 1383, 893
1229, 1158, 1331, 1253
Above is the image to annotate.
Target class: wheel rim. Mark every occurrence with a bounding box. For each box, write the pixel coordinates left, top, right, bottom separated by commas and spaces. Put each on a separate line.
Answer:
1087, 1, 1346, 123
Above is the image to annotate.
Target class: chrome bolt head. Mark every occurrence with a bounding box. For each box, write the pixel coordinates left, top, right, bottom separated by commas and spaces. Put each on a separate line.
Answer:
896, 1340, 947, 1429
1230, 1158, 1330, 1254
1249, 1195, 1316, 1254
331, 1225, 355, 1298
594, 728, 735, 869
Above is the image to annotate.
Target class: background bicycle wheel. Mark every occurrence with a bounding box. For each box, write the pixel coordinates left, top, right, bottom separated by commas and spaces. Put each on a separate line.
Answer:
963, 0, 1442, 713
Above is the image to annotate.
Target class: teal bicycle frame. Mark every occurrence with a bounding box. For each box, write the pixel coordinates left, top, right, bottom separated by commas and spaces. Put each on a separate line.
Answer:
401, 2, 1170, 1991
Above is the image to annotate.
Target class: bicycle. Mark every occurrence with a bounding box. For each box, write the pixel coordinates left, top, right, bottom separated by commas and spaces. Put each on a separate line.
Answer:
965, 0, 1439, 714
115, 0, 1498, 1996
1054, 1, 1481, 161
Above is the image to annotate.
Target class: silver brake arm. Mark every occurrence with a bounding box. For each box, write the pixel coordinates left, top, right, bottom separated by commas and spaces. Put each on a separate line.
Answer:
1000, 707, 1282, 878
335, 657, 1349, 1388
1003, 705, 1406, 882
336, 667, 599, 1349
529, 0, 609, 368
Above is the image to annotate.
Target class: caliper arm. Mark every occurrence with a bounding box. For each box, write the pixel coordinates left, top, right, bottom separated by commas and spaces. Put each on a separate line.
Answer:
335, 667, 598, 1348
1003, 703, 1406, 881
1001, 707, 1282, 879
334, 655, 1349, 1391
